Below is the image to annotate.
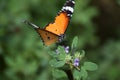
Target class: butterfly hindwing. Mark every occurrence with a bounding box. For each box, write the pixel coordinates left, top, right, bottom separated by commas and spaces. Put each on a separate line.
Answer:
24, 20, 59, 46
36, 28, 59, 46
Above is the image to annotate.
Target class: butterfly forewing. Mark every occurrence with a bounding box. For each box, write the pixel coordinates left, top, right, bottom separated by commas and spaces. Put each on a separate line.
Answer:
36, 28, 59, 46
45, 0, 75, 36
45, 12, 69, 35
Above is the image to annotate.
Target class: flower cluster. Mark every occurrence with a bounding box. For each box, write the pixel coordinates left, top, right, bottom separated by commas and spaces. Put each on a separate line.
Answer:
55, 45, 84, 68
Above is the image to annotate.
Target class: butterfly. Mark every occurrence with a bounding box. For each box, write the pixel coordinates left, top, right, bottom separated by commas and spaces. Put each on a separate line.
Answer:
24, 0, 75, 46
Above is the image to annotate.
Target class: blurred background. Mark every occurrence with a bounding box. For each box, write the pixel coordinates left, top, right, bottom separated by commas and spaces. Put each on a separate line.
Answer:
0, 0, 120, 80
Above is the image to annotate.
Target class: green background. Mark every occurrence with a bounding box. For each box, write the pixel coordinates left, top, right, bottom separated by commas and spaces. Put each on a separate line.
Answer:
0, 0, 120, 80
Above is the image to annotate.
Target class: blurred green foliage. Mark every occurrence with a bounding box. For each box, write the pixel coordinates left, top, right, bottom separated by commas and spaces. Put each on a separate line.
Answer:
0, 0, 120, 80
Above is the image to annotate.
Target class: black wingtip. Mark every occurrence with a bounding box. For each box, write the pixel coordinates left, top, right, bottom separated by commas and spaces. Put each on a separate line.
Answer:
60, 0, 75, 18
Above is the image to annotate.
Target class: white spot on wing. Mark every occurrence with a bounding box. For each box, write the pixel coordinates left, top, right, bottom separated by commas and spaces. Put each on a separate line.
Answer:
62, 6, 74, 13
72, 1, 75, 4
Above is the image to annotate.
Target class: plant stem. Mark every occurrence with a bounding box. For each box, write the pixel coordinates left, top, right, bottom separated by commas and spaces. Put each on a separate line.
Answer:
64, 69, 74, 80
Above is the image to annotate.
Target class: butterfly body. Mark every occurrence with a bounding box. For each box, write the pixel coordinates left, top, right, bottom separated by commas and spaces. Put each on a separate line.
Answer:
24, 0, 75, 46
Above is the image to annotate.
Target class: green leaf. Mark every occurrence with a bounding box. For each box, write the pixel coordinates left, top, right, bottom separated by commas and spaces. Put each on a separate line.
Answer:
80, 50, 85, 57
71, 36, 78, 49
57, 46, 66, 54
73, 67, 88, 80
81, 67, 88, 80
79, 50, 85, 59
58, 53, 66, 61
57, 46, 66, 60
52, 69, 67, 79
73, 70, 82, 80
83, 62, 98, 71
48, 51, 57, 58
49, 59, 65, 68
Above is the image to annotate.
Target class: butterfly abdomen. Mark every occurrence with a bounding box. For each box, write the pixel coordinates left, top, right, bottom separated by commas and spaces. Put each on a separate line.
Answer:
61, 0, 75, 18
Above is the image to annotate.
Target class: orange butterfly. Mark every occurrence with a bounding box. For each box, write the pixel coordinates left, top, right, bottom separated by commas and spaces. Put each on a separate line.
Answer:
24, 0, 75, 46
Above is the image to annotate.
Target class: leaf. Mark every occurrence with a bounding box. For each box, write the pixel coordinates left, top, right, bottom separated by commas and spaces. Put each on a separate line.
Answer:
57, 46, 66, 60
49, 59, 65, 68
80, 50, 85, 57
73, 70, 82, 80
73, 67, 88, 80
58, 53, 66, 61
71, 36, 78, 49
52, 69, 67, 79
79, 50, 85, 59
57, 46, 66, 54
81, 67, 88, 80
83, 62, 98, 71
48, 51, 58, 58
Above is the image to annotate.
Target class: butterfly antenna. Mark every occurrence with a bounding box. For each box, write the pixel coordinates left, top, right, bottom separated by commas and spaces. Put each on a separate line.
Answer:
23, 20, 39, 29
60, 0, 75, 18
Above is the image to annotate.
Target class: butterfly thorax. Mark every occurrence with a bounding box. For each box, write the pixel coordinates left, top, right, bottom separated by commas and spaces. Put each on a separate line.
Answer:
58, 34, 65, 42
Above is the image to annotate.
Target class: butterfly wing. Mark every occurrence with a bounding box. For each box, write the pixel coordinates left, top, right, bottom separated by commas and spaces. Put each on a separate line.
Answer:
45, 12, 69, 35
45, 0, 75, 35
24, 20, 59, 46
36, 28, 59, 46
